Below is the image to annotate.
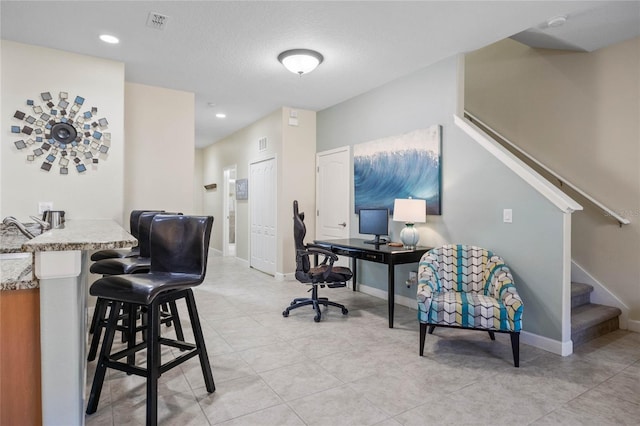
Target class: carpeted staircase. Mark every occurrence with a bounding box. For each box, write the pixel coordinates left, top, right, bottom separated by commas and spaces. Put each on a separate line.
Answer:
571, 282, 622, 346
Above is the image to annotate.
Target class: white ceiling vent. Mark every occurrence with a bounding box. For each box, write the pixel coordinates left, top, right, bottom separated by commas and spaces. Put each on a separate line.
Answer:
258, 137, 267, 152
146, 12, 169, 30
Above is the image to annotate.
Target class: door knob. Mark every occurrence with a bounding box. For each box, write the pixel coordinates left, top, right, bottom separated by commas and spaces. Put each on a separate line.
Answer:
338, 222, 346, 227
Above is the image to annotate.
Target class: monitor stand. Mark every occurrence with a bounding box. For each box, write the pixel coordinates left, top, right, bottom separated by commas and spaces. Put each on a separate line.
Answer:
364, 236, 388, 245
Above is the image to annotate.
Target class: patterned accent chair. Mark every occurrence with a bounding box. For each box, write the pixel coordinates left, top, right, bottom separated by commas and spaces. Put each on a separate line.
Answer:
417, 244, 523, 367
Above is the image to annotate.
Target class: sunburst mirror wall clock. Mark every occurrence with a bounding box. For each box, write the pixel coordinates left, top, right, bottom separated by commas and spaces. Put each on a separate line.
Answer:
10, 91, 110, 174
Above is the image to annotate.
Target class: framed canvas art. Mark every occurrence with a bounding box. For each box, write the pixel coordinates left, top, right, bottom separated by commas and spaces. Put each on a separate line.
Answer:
354, 125, 442, 215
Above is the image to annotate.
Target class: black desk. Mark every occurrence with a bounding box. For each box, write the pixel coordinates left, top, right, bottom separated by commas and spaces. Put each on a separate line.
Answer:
313, 238, 430, 328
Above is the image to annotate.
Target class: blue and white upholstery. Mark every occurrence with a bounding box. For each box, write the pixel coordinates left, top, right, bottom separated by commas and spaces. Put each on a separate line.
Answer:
417, 244, 523, 367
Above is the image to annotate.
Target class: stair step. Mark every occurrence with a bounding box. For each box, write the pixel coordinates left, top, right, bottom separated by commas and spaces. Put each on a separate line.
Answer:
571, 303, 621, 347
571, 282, 594, 308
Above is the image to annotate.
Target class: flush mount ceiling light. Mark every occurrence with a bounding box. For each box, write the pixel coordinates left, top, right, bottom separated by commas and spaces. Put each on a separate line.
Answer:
277, 49, 324, 75
99, 34, 120, 44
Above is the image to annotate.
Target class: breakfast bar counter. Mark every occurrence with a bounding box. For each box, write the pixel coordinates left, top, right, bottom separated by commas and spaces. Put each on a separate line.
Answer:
6, 219, 136, 426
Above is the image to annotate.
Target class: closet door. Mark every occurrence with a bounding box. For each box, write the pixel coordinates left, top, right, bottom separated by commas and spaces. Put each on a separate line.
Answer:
249, 157, 276, 275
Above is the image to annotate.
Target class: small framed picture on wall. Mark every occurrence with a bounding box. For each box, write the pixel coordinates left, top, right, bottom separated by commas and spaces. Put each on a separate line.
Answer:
236, 178, 248, 200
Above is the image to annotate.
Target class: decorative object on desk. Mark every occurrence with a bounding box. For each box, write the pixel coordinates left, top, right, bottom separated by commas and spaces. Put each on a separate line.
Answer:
204, 183, 217, 190
354, 125, 441, 215
235, 178, 248, 200
393, 198, 426, 249
10, 91, 110, 173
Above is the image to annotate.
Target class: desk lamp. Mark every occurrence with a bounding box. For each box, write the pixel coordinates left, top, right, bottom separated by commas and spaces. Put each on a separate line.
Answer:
393, 198, 426, 249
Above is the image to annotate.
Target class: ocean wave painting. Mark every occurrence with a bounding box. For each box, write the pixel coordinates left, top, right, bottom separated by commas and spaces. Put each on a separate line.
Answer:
354, 125, 441, 215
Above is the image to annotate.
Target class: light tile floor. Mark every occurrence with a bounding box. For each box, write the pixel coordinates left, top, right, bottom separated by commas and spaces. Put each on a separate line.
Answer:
85, 255, 640, 425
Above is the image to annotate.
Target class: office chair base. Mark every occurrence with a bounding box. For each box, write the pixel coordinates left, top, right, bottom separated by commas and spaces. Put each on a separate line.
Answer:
282, 287, 348, 322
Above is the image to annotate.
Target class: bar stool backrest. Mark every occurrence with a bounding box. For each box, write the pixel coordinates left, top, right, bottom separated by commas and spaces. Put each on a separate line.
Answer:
137, 212, 181, 258
149, 215, 213, 280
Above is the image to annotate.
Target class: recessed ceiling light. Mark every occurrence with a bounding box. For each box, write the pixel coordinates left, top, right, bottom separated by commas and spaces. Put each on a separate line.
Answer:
215, 113, 226, 119
99, 34, 120, 44
546, 15, 567, 28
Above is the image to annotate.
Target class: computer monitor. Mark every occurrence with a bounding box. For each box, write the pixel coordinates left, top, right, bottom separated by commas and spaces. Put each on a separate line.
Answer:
359, 208, 389, 245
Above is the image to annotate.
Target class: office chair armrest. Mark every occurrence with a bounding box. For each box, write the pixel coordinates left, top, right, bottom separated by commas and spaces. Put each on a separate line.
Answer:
302, 246, 339, 263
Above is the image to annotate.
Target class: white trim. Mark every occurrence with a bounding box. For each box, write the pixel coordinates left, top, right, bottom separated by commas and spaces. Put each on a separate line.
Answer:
521, 330, 573, 356
235, 256, 250, 268
454, 114, 583, 215
358, 283, 418, 310
561, 214, 573, 347
628, 320, 640, 333
571, 260, 630, 329
359, 283, 574, 356
463, 111, 628, 225
275, 272, 296, 281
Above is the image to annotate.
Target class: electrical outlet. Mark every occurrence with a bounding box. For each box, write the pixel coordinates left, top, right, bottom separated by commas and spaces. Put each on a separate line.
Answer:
407, 271, 418, 288
38, 201, 53, 214
503, 208, 513, 223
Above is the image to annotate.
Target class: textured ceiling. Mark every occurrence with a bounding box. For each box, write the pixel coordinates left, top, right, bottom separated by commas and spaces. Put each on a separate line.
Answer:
2, 1, 638, 148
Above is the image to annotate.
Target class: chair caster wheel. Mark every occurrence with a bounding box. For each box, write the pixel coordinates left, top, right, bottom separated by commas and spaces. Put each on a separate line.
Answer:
282, 310, 289, 317
314, 314, 321, 322
342, 308, 348, 315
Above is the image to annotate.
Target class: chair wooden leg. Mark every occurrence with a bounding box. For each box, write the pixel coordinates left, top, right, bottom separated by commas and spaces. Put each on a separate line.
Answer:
146, 301, 161, 426
86, 301, 122, 414
419, 323, 427, 356
428, 325, 436, 334
87, 298, 108, 361
488, 331, 496, 340
185, 290, 215, 393
510, 332, 520, 367
168, 300, 185, 342
126, 303, 137, 366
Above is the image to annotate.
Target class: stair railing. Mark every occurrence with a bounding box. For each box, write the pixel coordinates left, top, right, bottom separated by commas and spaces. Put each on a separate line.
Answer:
464, 111, 630, 227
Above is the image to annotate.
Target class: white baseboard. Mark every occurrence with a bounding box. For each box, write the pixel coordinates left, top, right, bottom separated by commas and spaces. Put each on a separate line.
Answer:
628, 319, 640, 333
358, 283, 418, 310
275, 272, 296, 281
359, 283, 575, 356
571, 260, 630, 329
234, 257, 250, 268
521, 331, 573, 356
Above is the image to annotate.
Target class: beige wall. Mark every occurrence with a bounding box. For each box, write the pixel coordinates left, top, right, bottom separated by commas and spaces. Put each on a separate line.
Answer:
124, 82, 195, 222
201, 108, 283, 259
280, 108, 317, 274
1, 41, 125, 222
200, 107, 316, 276
465, 37, 640, 319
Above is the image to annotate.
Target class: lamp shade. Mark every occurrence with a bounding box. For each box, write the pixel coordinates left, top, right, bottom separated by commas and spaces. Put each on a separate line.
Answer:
393, 198, 426, 224
278, 49, 324, 75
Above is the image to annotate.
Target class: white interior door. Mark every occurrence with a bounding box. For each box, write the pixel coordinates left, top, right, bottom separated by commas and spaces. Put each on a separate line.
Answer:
316, 146, 350, 241
223, 166, 237, 257
249, 157, 277, 275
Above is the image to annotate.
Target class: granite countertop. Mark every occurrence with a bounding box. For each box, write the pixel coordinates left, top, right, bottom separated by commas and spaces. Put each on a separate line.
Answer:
1, 224, 40, 290
1, 220, 136, 291
21, 219, 137, 252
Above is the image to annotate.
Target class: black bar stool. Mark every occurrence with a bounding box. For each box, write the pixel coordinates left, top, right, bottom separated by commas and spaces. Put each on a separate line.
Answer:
86, 215, 215, 425
90, 209, 163, 261
88, 211, 185, 361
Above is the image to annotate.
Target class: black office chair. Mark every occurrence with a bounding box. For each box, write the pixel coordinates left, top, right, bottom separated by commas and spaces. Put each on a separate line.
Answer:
86, 215, 215, 425
282, 200, 352, 322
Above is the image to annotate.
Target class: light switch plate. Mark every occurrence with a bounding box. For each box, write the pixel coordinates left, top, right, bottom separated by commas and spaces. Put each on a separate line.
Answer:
503, 208, 513, 223
38, 201, 53, 214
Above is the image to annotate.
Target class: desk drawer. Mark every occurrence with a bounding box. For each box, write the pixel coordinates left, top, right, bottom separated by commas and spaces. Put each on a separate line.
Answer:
334, 247, 384, 262
360, 251, 384, 262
